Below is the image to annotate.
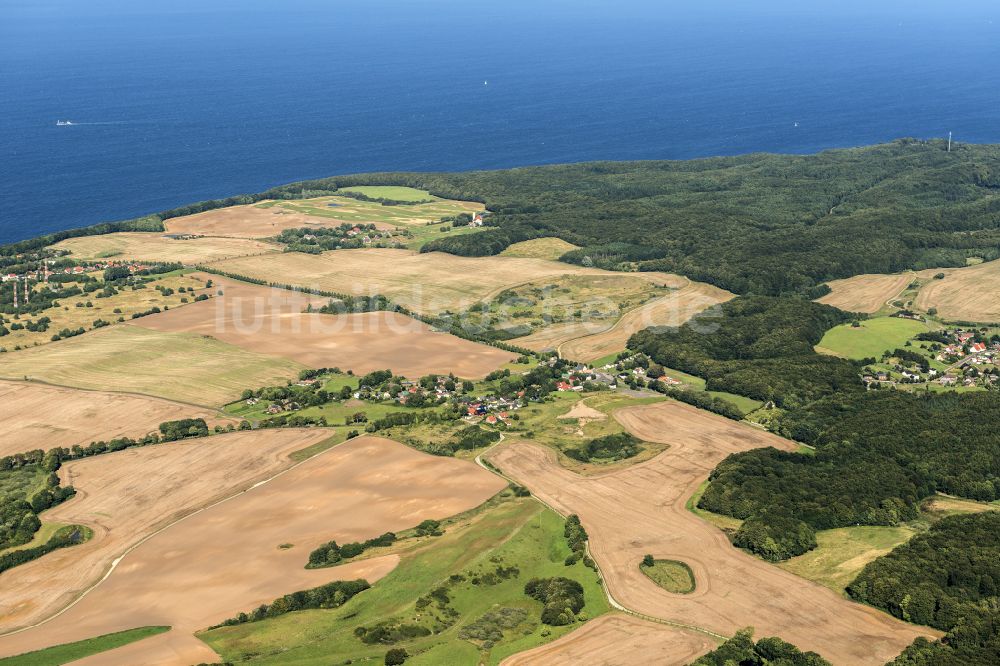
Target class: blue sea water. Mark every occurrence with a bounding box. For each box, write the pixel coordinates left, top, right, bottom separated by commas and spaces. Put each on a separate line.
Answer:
1, 0, 999, 244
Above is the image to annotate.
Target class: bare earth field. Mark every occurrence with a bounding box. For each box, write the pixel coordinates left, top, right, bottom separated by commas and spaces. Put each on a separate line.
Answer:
0, 324, 305, 407
915, 259, 1000, 322
0, 436, 506, 665
0, 428, 331, 633
500, 613, 716, 666
206, 248, 613, 315
163, 204, 368, 238
488, 401, 936, 665
53, 232, 280, 264
556, 282, 733, 361
132, 276, 517, 378
0, 380, 234, 456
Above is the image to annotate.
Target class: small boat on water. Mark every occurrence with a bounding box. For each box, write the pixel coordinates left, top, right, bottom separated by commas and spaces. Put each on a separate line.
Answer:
56, 120, 75, 126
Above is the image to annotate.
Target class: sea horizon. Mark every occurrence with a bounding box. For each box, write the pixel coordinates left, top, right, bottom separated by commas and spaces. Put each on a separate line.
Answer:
3, 0, 999, 244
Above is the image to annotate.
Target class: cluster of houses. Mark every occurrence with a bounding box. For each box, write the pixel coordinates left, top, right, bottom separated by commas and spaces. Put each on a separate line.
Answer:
3, 260, 152, 283
865, 329, 1000, 389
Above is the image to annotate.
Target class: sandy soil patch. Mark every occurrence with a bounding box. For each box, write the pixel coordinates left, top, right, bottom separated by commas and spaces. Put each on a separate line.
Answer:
164, 204, 350, 238
132, 276, 516, 378
560, 401, 607, 423
53, 232, 280, 264
501, 614, 716, 666
914, 259, 1000, 322
0, 380, 234, 456
0, 324, 305, 407
557, 282, 733, 361
488, 401, 936, 665
0, 436, 506, 665
0, 429, 331, 633
207, 248, 616, 315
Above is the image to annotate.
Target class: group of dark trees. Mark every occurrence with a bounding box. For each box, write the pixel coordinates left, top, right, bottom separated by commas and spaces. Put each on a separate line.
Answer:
692, 627, 830, 666
523, 577, 586, 626
307, 532, 396, 568
158, 418, 210, 441
212, 579, 371, 628
276, 223, 381, 253
564, 432, 642, 463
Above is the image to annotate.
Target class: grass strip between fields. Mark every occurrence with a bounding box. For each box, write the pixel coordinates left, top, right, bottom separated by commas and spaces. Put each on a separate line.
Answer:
0, 626, 170, 666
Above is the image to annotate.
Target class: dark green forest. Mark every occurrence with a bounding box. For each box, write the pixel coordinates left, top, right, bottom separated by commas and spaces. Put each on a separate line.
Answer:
263, 139, 1000, 296
692, 627, 830, 666
849, 513, 1000, 665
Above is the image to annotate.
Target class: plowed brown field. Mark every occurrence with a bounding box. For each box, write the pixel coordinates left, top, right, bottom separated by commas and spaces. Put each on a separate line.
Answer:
0, 436, 506, 665
500, 614, 716, 666
0, 380, 234, 456
132, 276, 517, 378
488, 402, 937, 665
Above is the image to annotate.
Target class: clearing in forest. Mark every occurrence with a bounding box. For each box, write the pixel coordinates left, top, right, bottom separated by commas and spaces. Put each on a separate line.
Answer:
0, 436, 505, 665
133, 275, 517, 379
816, 273, 917, 314
815, 316, 930, 360
488, 401, 937, 665
500, 238, 580, 260
52, 233, 280, 264
914, 259, 1000, 322
0, 324, 305, 407
0, 380, 234, 456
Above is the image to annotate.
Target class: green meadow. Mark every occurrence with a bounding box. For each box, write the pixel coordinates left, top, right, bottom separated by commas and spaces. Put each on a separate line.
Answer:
816, 316, 930, 360
0, 627, 170, 666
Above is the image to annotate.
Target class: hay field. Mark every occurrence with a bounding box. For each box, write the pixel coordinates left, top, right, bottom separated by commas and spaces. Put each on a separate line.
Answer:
0, 381, 234, 456
0, 428, 332, 634
556, 282, 734, 361
500, 614, 715, 666
816, 273, 915, 313
0, 325, 305, 407
816, 316, 930, 360
0, 273, 211, 351
165, 193, 480, 238
53, 232, 279, 264
488, 401, 937, 665
132, 275, 517, 378
207, 248, 614, 315
0, 436, 506, 664
915, 259, 1000, 322
500, 237, 580, 260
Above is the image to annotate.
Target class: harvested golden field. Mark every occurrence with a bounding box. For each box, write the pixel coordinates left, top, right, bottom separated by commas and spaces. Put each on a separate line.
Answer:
488, 401, 937, 665
0, 273, 211, 351
52, 232, 280, 264
915, 259, 1000, 322
0, 380, 234, 456
500, 237, 580, 260
0, 436, 506, 665
0, 325, 305, 407
816, 273, 916, 313
500, 614, 716, 666
0, 428, 331, 634
556, 282, 733, 361
132, 275, 516, 378
207, 248, 613, 315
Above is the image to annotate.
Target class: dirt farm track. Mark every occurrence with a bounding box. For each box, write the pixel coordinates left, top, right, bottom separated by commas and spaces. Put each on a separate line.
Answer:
0, 436, 505, 665
488, 402, 938, 665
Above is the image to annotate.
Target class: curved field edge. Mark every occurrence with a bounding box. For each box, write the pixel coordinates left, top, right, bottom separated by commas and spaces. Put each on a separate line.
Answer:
0, 626, 169, 666
197, 494, 610, 666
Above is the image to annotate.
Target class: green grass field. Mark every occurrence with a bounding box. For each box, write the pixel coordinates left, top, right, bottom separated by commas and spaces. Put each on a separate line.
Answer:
816, 316, 930, 360
777, 526, 915, 593
257, 192, 479, 228
0, 626, 170, 666
639, 559, 696, 594
198, 495, 608, 665
338, 186, 435, 202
